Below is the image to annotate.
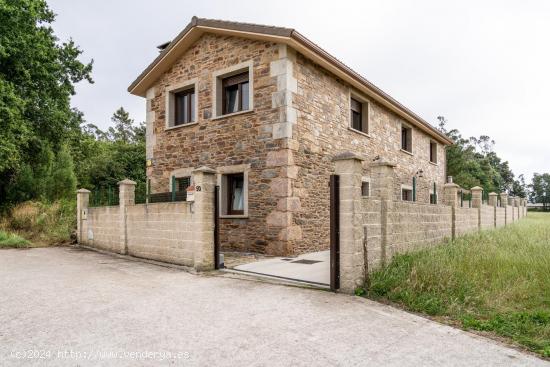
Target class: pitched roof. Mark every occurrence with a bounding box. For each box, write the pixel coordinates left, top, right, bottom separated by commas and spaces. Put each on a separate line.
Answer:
128, 16, 453, 145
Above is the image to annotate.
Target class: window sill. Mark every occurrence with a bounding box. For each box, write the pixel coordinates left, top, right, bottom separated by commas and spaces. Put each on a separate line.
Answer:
220, 214, 249, 219
429, 161, 438, 166
165, 121, 199, 131
348, 127, 371, 138
400, 148, 414, 156
211, 109, 254, 121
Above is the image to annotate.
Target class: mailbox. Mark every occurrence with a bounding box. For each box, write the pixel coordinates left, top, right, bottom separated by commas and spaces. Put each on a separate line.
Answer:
186, 185, 195, 202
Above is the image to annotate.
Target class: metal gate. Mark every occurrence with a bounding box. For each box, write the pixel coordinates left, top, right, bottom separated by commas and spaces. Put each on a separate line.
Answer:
329, 175, 340, 291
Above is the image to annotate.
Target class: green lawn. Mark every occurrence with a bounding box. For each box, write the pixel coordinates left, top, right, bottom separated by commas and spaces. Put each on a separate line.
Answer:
367, 212, 550, 358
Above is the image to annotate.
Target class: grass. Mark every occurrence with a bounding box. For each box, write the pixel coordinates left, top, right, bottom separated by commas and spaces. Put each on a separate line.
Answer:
367, 212, 550, 358
0, 230, 30, 248
0, 199, 76, 247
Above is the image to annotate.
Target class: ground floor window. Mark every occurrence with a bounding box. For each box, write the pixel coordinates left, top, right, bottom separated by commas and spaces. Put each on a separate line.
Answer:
225, 173, 244, 215
175, 176, 191, 192
402, 188, 413, 201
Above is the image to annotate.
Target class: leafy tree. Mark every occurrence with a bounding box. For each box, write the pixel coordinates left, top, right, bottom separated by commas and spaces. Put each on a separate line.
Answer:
0, 0, 93, 206
510, 174, 527, 199
437, 116, 516, 195
107, 107, 138, 143
529, 173, 550, 210
46, 145, 77, 201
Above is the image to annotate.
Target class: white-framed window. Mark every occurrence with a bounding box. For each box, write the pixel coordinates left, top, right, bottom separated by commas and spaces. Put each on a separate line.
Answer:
361, 177, 370, 197
217, 164, 249, 218
401, 185, 414, 201
350, 94, 369, 135
165, 79, 198, 128
212, 61, 254, 118
429, 141, 438, 164
401, 124, 413, 153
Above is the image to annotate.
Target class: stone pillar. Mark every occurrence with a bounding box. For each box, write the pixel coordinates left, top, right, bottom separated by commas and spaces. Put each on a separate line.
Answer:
76, 189, 90, 244
508, 196, 516, 221
500, 192, 508, 225
514, 197, 521, 220
443, 183, 459, 207
333, 152, 365, 294
471, 186, 482, 208
118, 179, 136, 254
370, 159, 396, 268
191, 166, 217, 271
488, 192, 498, 207
443, 183, 459, 239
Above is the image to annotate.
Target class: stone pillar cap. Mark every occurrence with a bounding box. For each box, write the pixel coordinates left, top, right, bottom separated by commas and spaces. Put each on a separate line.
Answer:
488, 192, 498, 196
332, 151, 365, 162
443, 183, 459, 188
77, 188, 91, 193
118, 179, 137, 186
193, 166, 217, 174
470, 186, 483, 191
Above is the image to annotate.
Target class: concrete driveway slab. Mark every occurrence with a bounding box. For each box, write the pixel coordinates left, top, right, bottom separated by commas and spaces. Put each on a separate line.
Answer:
0, 247, 547, 367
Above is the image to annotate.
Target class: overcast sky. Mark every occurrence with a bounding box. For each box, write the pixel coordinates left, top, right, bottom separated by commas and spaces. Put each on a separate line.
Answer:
48, 0, 550, 181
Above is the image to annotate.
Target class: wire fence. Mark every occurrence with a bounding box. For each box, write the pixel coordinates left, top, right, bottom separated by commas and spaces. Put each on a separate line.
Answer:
89, 179, 188, 207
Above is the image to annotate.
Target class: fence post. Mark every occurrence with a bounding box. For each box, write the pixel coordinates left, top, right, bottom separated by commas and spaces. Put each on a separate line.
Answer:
191, 166, 217, 271
370, 158, 396, 270
118, 179, 136, 255
488, 192, 497, 227
500, 193, 508, 225
76, 189, 90, 244
443, 182, 459, 239
508, 196, 516, 221
471, 186, 482, 230
333, 152, 366, 294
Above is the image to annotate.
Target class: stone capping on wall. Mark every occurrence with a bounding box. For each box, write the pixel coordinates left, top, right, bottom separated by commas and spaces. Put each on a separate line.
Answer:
333, 153, 528, 294
77, 167, 217, 271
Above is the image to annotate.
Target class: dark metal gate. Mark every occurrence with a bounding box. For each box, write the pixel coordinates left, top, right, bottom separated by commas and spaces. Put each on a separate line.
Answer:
329, 175, 340, 291
214, 185, 220, 270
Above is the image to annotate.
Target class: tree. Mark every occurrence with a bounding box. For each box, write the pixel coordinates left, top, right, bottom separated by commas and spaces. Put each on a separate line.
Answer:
0, 0, 93, 207
437, 116, 517, 195
47, 145, 77, 201
107, 107, 136, 143
510, 174, 527, 199
529, 173, 550, 211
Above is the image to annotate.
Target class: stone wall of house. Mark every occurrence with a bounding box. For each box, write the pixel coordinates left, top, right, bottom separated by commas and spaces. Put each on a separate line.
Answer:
144, 33, 449, 256
77, 170, 216, 271
291, 52, 447, 255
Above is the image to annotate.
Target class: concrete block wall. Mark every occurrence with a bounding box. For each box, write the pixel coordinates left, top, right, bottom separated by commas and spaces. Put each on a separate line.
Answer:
386, 201, 452, 259
480, 205, 495, 230
335, 153, 528, 293
77, 167, 217, 270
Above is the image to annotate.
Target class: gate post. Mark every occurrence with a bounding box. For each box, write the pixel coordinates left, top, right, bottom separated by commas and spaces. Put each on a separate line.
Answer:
333, 152, 365, 294
192, 166, 217, 271
76, 189, 90, 244
118, 179, 136, 254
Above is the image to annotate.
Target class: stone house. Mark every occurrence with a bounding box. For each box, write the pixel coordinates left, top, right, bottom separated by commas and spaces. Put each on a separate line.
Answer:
128, 17, 453, 257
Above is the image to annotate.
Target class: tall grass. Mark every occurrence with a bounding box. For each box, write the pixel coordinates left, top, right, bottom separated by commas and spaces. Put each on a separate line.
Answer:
368, 213, 550, 357
0, 199, 76, 246
0, 230, 30, 248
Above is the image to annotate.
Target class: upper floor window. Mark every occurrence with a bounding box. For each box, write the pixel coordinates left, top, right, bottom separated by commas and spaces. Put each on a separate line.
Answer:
401, 125, 412, 153
174, 88, 195, 126
350, 97, 369, 134
222, 72, 249, 115
429, 141, 438, 163
165, 79, 198, 129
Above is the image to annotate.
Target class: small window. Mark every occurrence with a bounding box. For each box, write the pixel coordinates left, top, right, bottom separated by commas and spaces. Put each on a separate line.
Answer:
226, 173, 244, 215
222, 72, 249, 115
401, 126, 412, 152
402, 188, 413, 201
174, 88, 195, 126
430, 141, 437, 163
361, 181, 370, 197
350, 97, 368, 134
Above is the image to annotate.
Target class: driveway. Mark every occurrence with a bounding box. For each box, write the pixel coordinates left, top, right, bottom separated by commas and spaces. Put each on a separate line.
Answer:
0, 247, 547, 367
